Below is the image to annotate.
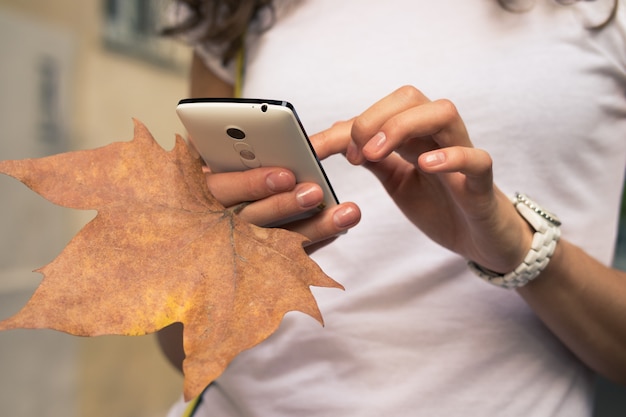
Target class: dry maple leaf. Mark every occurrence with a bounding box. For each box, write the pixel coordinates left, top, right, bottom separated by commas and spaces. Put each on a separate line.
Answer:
0, 119, 343, 400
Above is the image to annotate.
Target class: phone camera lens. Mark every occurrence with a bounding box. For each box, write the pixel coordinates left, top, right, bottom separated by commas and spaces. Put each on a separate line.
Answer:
226, 127, 246, 140
261, 104, 268, 113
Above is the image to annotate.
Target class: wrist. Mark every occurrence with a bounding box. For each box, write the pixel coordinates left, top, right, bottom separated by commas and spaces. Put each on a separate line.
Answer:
517, 236, 567, 291
468, 193, 561, 289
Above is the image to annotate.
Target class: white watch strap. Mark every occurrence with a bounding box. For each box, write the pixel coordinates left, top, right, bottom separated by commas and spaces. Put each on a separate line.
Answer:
468, 193, 561, 289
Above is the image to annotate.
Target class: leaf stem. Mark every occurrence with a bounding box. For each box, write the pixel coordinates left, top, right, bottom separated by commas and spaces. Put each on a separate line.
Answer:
229, 202, 251, 215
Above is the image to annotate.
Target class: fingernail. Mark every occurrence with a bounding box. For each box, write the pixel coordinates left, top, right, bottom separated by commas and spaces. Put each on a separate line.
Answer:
422, 151, 446, 167
364, 131, 387, 153
333, 206, 359, 228
266, 171, 293, 191
296, 185, 322, 208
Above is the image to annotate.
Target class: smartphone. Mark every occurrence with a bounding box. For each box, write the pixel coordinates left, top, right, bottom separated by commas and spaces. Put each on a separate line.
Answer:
176, 98, 339, 225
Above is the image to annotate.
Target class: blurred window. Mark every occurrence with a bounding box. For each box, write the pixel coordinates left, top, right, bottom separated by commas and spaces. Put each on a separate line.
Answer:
102, 0, 185, 70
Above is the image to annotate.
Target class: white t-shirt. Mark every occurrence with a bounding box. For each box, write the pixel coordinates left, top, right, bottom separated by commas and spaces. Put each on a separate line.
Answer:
169, 1, 626, 416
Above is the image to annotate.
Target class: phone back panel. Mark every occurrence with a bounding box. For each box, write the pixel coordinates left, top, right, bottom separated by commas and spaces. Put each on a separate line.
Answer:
176, 98, 339, 216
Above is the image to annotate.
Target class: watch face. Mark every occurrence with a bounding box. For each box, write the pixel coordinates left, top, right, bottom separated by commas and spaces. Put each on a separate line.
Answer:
514, 193, 561, 226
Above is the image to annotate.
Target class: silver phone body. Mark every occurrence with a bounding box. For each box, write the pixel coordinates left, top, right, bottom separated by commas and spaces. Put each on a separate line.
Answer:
176, 98, 339, 224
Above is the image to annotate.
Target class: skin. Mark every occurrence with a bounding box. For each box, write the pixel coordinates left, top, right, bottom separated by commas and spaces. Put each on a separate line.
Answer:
337, 86, 626, 384
159, 53, 626, 385
157, 54, 362, 369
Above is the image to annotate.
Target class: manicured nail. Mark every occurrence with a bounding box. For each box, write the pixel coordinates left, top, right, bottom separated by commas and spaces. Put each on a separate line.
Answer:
266, 171, 293, 192
333, 206, 359, 228
364, 131, 387, 154
422, 151, 446, 167
296, 185, 322, 208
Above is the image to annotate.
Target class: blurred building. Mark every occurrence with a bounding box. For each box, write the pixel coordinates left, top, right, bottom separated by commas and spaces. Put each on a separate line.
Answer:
0, 1, 189, 416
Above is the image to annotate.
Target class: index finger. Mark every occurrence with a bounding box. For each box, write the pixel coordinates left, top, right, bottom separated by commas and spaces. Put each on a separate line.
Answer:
350, 86, 472, 163
351, 85, 430, 146
309, 119, 354, 160
206, 167, 296, 208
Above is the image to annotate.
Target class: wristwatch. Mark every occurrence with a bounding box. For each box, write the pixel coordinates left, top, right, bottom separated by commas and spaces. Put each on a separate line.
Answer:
468, 193, 562, 289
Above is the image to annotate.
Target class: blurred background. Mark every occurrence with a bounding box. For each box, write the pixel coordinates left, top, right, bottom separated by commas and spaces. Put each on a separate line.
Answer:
0, 1, 187, 416
0, 1, 624, 416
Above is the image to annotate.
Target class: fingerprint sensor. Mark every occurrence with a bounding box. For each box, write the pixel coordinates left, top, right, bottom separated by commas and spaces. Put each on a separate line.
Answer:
233, 142, 261, 168
239, 149, 255, 160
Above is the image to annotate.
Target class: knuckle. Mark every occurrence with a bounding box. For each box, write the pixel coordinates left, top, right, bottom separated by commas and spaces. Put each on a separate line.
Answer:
351, 115, 375, 142
268, 197, 291, 218
243, 174, 267, 200
396, 85, 424, 103
305, 217, 334, 244
433, 98, 460, 121
384, 115, 405, 136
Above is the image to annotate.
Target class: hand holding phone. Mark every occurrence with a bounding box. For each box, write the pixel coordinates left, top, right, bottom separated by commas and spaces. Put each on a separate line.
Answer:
176, 98, 340, 226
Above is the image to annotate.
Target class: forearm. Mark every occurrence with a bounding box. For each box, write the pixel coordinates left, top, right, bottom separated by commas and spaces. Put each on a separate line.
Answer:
157, 322, 185, 373
517, 239, 626, 384
189, 52, 234, 98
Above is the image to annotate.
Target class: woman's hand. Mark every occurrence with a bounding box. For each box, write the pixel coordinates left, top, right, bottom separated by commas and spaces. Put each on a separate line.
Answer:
203, 165, 360, 248
314, 86, 533, 273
